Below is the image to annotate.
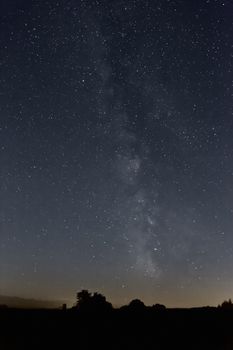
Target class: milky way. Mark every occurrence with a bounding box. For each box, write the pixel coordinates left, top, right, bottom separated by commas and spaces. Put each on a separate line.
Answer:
0, 0, 233, 307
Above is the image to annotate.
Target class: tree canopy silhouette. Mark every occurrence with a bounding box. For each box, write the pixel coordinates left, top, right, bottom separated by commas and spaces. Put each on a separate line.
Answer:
220, 299, 233, 309
128, 299, 145, 311
76, 289, 112, 312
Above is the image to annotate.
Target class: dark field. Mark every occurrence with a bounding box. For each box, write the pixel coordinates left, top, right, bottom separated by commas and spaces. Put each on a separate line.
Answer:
1, 307, 233, 349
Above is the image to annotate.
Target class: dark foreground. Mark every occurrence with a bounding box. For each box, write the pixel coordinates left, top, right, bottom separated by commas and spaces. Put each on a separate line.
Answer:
1, 307, 233, 349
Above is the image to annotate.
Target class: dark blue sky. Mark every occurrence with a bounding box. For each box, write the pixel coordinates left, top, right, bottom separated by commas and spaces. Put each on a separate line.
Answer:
0, 0, 233, 307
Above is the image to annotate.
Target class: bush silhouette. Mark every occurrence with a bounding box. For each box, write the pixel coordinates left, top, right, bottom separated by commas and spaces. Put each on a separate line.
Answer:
152, 303, 166, 311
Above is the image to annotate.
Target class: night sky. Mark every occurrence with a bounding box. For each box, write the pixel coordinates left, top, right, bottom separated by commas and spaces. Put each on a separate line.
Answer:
0, 0, 233, 307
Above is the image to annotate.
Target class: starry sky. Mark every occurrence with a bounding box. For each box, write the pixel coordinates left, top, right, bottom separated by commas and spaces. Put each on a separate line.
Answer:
0, 0, 233, 307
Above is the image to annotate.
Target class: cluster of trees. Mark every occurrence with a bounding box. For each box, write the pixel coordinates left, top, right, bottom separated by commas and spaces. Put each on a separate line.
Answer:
75, 290, 112, 312
218, 299, 233, 309
74, 290, 166, 312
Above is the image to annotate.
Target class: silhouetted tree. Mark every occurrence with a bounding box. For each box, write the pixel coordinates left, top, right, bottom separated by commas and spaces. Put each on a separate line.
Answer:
77, 290, 91, 303
92, 292, 112, 311
92, 292, 107, 305
128, 299, 145, 311
76, 290, 92, 309
152, 303, 166, 311
221, 299, 233, 309
75, 290, 112, 312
